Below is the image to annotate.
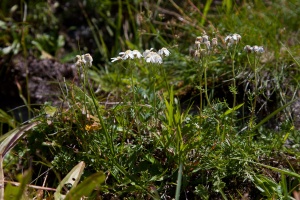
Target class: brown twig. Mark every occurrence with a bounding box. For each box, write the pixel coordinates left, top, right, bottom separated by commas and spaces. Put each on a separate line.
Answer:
4, 180, 56, 192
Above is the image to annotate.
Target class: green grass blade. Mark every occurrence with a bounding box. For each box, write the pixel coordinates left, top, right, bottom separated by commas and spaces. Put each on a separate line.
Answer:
235, 159, 300, 179
0, 156, 3, 200
15, 170, 32, 200
4, 170, 32, 200
0, 109, 16, 129
221, 103, 244, 117
280, 42, 300, 67
257, 163, 300, 179
281, 173, 288, 199
54, 161, 85, 200
251, 100, 294, 132
0, 121, 40, 157
65, 171, 105, 200
201, 0, 213, 25
175, 162, 183, 200
222, 0, 233, 15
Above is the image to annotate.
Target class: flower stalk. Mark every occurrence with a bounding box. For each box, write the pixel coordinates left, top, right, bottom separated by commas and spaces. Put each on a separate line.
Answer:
244, 45, 264, 129
225, 33, 241, 108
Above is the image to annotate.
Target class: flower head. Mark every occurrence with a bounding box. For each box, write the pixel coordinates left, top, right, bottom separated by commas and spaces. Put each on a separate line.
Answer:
132, 50, 143, 58
194, 34, 217, 56
232, 33, 241, 42
111, 49, 143, 62
194, 49, 206, 58
119, 50, 134, 60
75, 55, 83, 67
225, 33, 241, 47
195, 40, 201, 50
75, 54, 93, 67
253, 45, 264, 53
76, 55, 82, 62
143, 48, 154, 57
244, 45, 253, 53
196, 36, 203, 43
212, 38, 218, 48
202, 35, 209, 43
244, 45, 264, 54
145, 52, 163, 64
225, 36, 234, 47
82, 53, 93, 67
111, 56, 123, 62
158, 47, 170, 57
258, 47, 264, 53
204, 41, 211, 50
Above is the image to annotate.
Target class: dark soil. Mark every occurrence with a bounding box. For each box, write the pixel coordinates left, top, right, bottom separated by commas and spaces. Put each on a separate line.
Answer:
0, 54, 77, 121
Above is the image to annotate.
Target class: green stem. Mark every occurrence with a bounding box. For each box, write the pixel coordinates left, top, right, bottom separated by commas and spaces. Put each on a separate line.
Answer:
161, 66, 170, 96
251, 56, 259, 127
175, 161, 183, 200
247, 55, 259, 129
198, 65, 203, 126
21, 2, 30, 119
82, 65, 88, 124
232, 60, 236, 108
131, 68, 140, 134
151, 64, 158, 126
204, 63, 211, 107
87, 72, 115, 156
230, 47, 237, 108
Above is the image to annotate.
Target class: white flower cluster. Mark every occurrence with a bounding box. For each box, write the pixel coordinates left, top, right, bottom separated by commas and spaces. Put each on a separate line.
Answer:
194, 33, 218, 58
111, 50, 142, 62
75, 53, 93, 67
244, 45, 264, 54
225, 33, 241, 47
111, 48, 170, 64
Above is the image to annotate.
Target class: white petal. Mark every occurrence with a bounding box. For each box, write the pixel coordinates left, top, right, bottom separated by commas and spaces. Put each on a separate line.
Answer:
225, 36, 231, 42
128, 53, 134, 59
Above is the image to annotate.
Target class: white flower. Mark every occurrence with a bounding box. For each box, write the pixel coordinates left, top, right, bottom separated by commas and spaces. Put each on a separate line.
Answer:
75, 55, 84, 67
194, 49, 206, 58
119, 50, 134, 60
225, 33, 241, 47
224, 36, 231, 42
225, 35, 234, 47
158, 47, 170, 57
244, 45, 264, 54
232, 33, 241, 42
75, 54, 93, 67
244, 45, 253, 53
111, 56, 123, 62
212, 38, 218, 47
145, 52, 163, 64
194, 49, 201, 58
204, 41, 210, 50
253, 45, 264, 53
82, 53, 93, 67
111, 49, 143, 62
196, 36, 203, 43
195, 40, 201, 50
132, 50, 143, 58
257, 46, 264, 53
202, 35, 209, 42
143, 48, 154, 57
76, 55, 82, 62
